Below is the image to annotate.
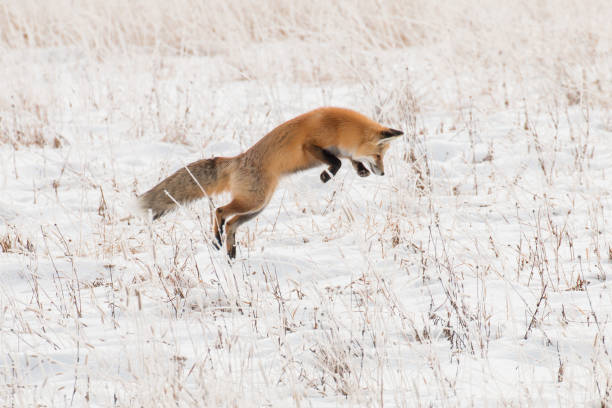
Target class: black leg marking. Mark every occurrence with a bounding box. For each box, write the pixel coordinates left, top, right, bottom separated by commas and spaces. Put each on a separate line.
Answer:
213, 217, 225, 250
322, 149, 342, 176
305, 144, 342, 183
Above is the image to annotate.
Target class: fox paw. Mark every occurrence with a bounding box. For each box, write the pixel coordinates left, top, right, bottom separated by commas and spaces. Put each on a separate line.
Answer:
320, 171, 331, 183
357, 168, 370, 177
354, 162, 370, 177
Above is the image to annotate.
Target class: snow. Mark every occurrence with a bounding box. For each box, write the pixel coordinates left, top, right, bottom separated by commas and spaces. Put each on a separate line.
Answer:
2, 1, 612, 406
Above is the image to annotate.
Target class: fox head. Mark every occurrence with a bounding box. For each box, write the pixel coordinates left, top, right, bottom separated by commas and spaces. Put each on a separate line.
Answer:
354, 128, 403, 176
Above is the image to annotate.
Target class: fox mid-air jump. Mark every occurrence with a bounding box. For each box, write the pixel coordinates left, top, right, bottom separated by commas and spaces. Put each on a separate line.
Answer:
139, 107, 402, 258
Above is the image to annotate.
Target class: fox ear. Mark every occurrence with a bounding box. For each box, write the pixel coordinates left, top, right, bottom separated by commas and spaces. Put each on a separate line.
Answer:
378, 128, 403, 144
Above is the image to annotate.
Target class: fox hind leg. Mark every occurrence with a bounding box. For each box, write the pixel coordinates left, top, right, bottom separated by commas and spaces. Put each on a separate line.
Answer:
213, 201, 245, 250
213, 209, 226, 249
225, 210, 263, 259
213, 195, 269, 257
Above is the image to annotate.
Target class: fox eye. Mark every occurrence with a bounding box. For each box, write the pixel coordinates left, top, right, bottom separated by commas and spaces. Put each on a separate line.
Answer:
375, 154, 381, 160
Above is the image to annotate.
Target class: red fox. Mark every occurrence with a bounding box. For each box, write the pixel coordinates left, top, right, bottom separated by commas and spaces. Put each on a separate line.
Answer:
139, 107, 402, 258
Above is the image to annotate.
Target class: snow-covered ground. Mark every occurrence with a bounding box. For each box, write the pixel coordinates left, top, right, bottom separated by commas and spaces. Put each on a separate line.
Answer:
2, 1, 612, 406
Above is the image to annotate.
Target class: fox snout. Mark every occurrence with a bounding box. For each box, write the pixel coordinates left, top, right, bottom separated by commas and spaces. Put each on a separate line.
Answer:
369, 162, 384, 176
362, 157, 385, 176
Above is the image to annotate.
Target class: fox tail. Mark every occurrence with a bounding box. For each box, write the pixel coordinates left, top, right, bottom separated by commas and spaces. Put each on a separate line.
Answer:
138, 157, 235, 219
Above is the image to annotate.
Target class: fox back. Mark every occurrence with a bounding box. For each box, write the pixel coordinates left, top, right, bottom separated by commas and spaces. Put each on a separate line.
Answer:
243, 107, 401, 177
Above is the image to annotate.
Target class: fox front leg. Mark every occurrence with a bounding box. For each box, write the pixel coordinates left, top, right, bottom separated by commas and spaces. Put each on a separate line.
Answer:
319, 161, 340, 183
351, 159, 370, 177
304, 144, 342, 183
